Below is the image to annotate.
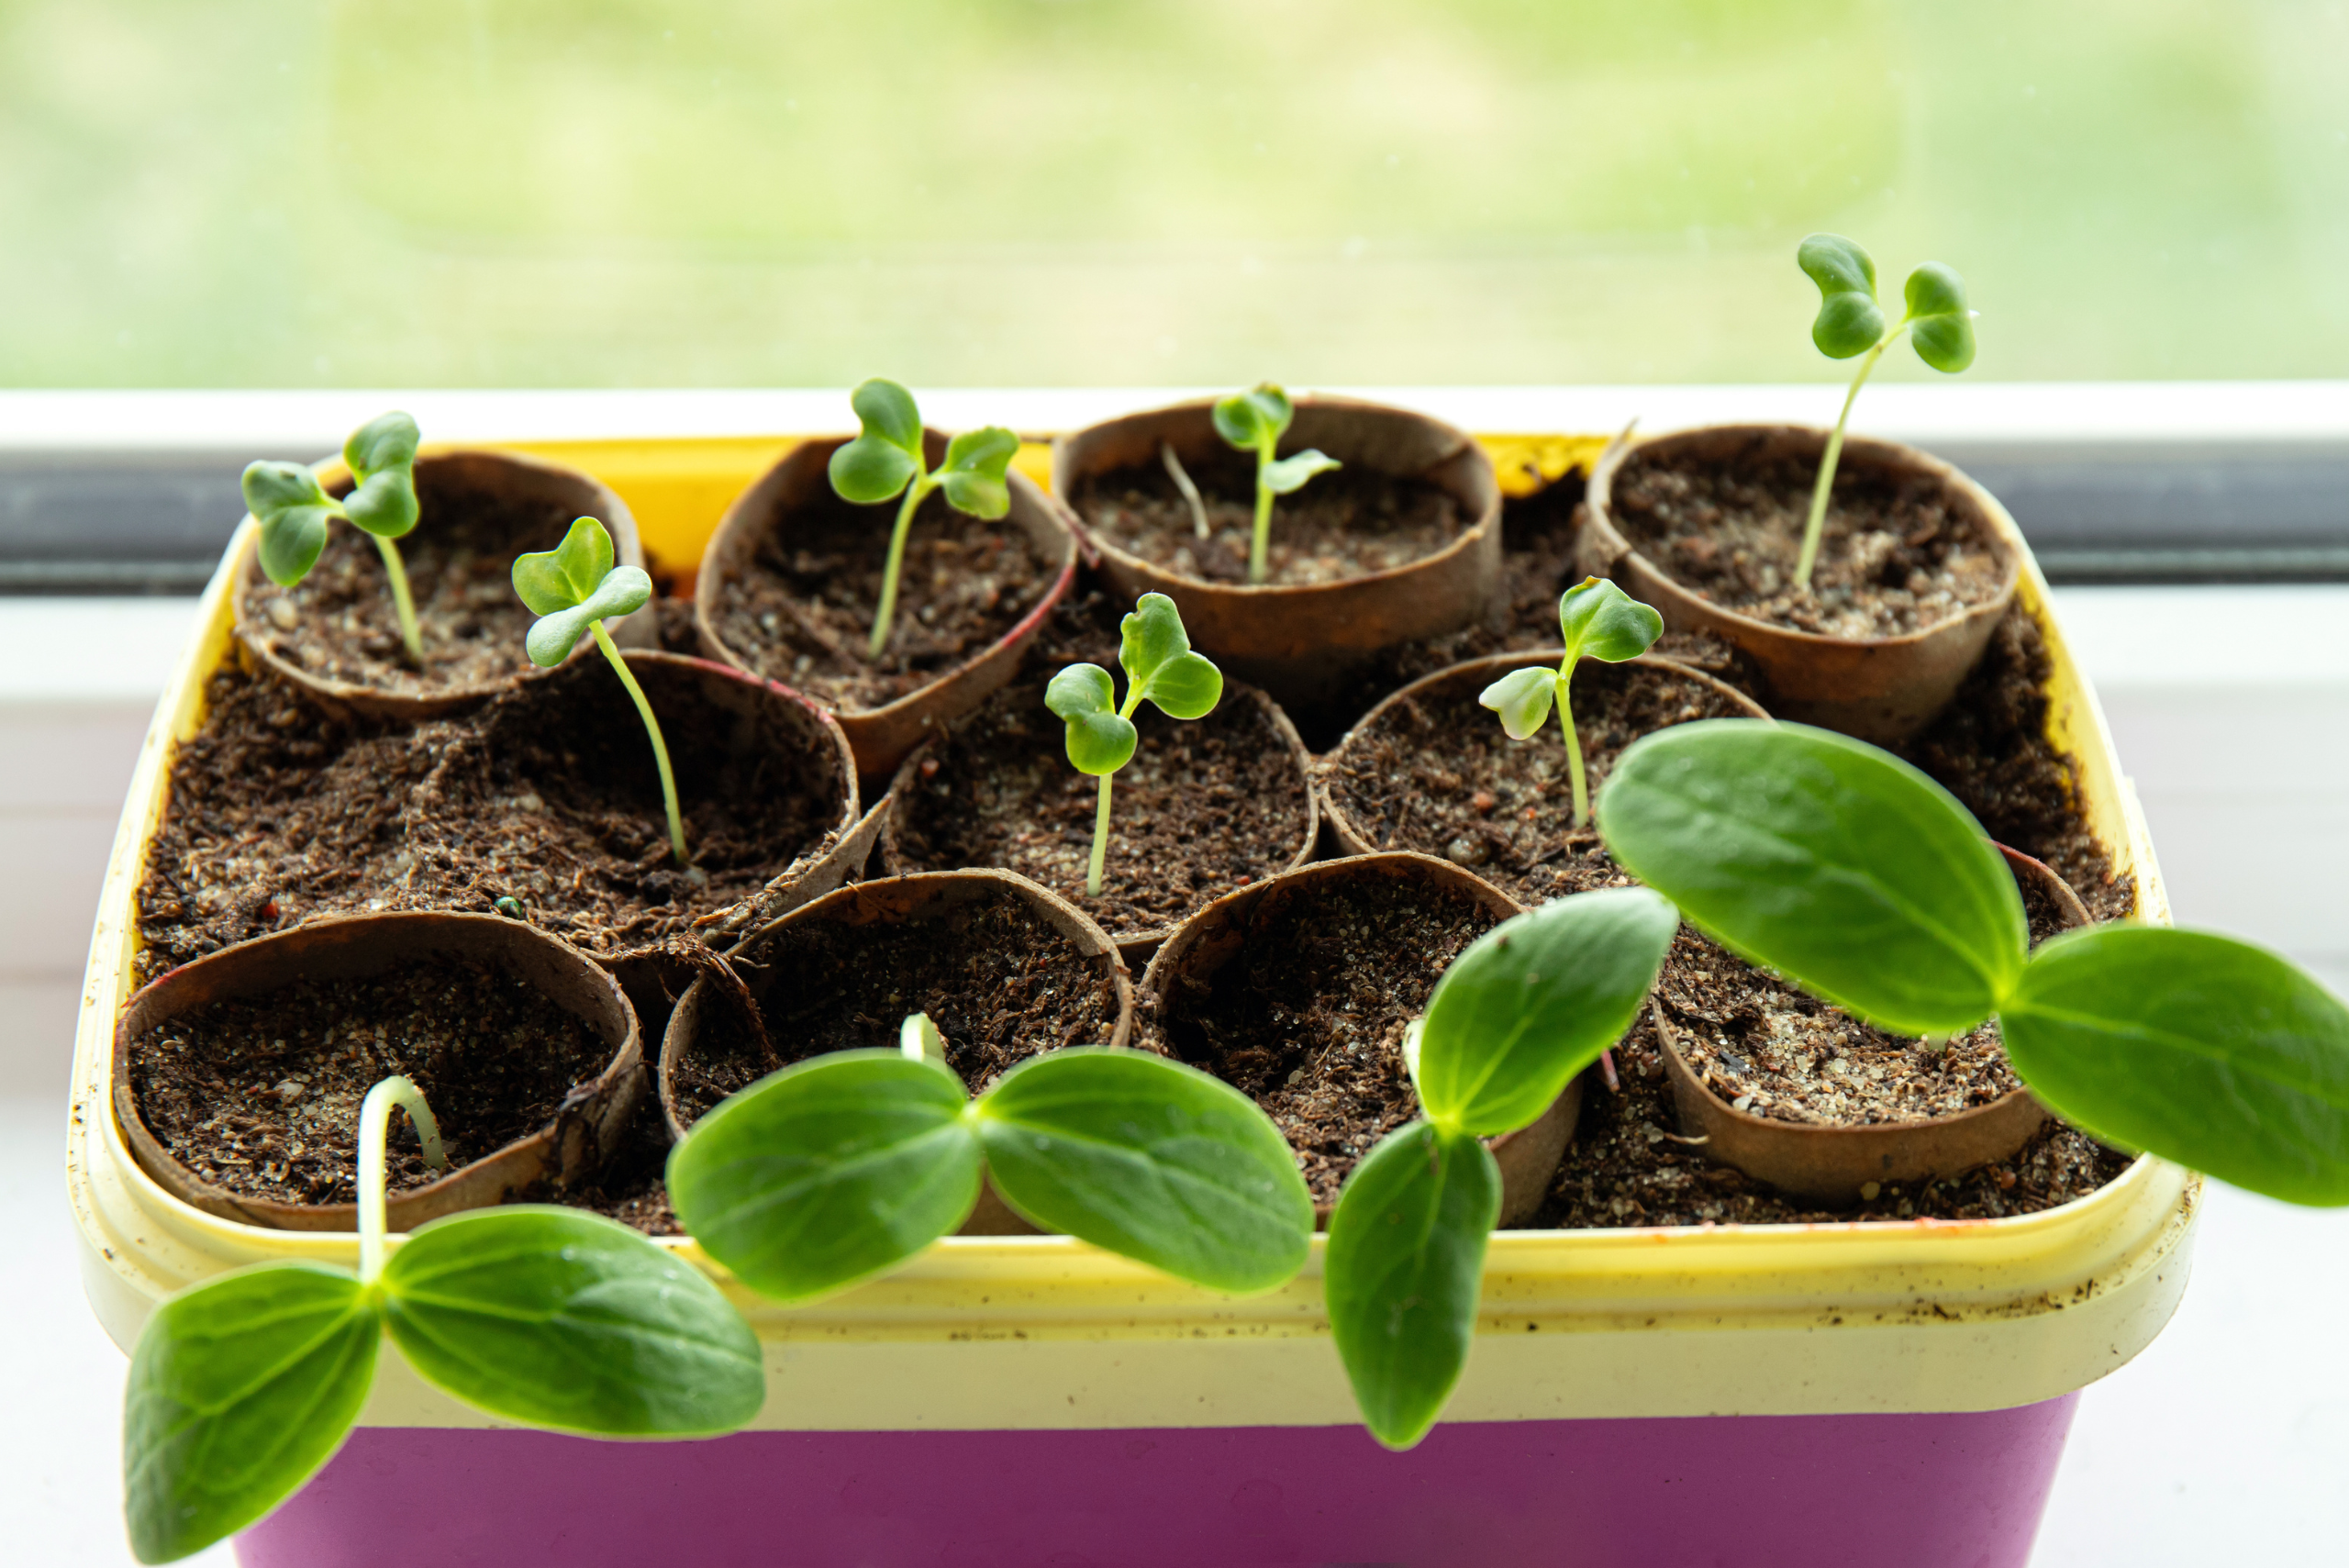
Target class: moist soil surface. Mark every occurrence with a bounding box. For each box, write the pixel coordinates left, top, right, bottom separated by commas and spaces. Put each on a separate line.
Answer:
669, 886, 1123, 1126
886, 682, 1314, 943
1665, 862, 2074, 1126
705, 485, 1057, 713
127, 957, 613, 1207
1607, 441, 2009, 638
1146, 869, 1504, 1206
135, 656, 844, 977
1319, 657, 1756, 902
1533, 1009, 2133, 1226
240, 465, 598, 695
1073, 450, 1466, 587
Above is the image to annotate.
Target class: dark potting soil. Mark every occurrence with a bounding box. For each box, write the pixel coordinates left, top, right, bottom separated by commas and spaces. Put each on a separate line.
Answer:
126, 957, 612, 1207
1318, 657, 1755, 904
1534, 1009, 2134, 1227
1607, 441, 2009, 639
652, 594, 705, 654
134, 657, 843, 977
1073, 450, 1465, 587
1902, 605, 2132, 923
239, 465, 593, 695
1146, 871, 1503, 1207
886, 682, 1314, 943
1665, 862, 2073, 1126
1286, 473, 1761, 749
526, 1090, 681, 1235
669, 887, 1123, 1126
705, 485, 1056, 713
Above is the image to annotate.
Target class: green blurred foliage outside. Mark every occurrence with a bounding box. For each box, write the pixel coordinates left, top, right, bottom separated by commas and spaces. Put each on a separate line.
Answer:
1, 0, 2343, 386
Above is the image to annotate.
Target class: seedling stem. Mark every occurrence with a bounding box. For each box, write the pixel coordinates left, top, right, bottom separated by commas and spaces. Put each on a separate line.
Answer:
1795, 328, 1900, 588
371, 534, 425, 662
356, 1074, 446, 1284
871, 473, 938, 659
593, 619, 687, 862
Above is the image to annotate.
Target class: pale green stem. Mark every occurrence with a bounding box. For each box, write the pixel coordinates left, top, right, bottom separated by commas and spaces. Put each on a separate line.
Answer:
1248, 437, 1276, 584
1920, 1031, 1948, 1053
1162, 441, 1211, 539
358, 1075, 446, 1284
1796, 322, 1909, 589
869, 474, 936, 659
371, 533, 425, 663
590, 619, 687, 863
1086, 773, 1113, 898
1557, 661, 1590, 828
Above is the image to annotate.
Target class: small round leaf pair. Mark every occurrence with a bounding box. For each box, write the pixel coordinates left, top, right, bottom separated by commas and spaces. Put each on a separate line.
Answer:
1478, 577, 1663, 741
123, 1209, 763, 1563
1599, 720, 2349, 1206
512, 517, 652, 667
242, 411, 420, 587
667, 1046, 1313, 1304
1047, 593, 1223, 776
829, 377, 1019, 521
1798, 233, 1976, 373
1213, 383, 1341, 492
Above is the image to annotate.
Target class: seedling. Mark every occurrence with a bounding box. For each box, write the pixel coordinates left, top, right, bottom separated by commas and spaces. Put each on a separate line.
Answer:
121, 1074, 763, 1562
512, 516, 683, 863
242, 411, 427, 662
1598, 720, 2349, 1207
666, 1013, 1314, 1303
1478, 576, 1664, 828
1794, 234, 1977, 587
1212, 383, 1341, 584
1046, 593, 1223, 897
827, 378, 1019, 658
1324, 889, 1676, 1448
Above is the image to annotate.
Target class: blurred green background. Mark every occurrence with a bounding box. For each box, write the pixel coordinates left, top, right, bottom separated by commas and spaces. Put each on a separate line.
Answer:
4, 0, 2344, 387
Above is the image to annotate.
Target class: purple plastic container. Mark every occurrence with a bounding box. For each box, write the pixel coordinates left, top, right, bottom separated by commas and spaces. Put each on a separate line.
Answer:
239, 1398, 2077, 1567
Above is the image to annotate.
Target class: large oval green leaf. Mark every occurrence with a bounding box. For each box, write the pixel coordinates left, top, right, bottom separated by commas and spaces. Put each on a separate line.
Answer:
380, 1207, 765, 1437
1598, 720, 2025, 1035
666, 1051, 983, 1302
975, 1050, 1313, 1295
2002, 926, 2349, 1206
1414, 887, 1677, 1137
1324, 1123, 1500, 1451
124, 1262, 378, 1564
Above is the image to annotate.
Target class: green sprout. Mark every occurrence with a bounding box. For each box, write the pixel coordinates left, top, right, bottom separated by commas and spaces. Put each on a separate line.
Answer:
512, 516, 683, 863
1478, 577, 1664, 828
1794, 234, 1977, 588
241, 411, 427, 662
1211, 383, 1341, 584
827, 378, 1019, 659
666, 1013, 1314, 1304
1045, 593, 1223, 898
1598, 720, 2349, 1207
121, 1073, 763, 1563
1325, 890, 1676, 1448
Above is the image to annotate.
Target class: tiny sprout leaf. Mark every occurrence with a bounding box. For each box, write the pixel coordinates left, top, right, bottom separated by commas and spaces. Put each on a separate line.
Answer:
1415, 888, 1678, 1137
1558, 576, 1664, 665
2001, 927, 2349, 1206
1211, 383, 1294, 450
1119, 593, 1223, 720
340, 411, 421, 539
1799, 232, 1887, 359
513, 517, 650, 667
124, 1262, 378, 1564
243, 461, 340, 587
1478, 666, 1554, 740
667, 1051, 983, 1302
1261, 450, 1341, 495
1598, 720, 2026, 1036
1325, 1123, 1501, 1451
902, 1011, 948, 1066
1904, 262, 1977, 374
938, 427, 1019, 520
975, 1050, 1314, 1294
1047, 663, 1139, 776
829, 379, 926, 504
380, 1207, 765, 1436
